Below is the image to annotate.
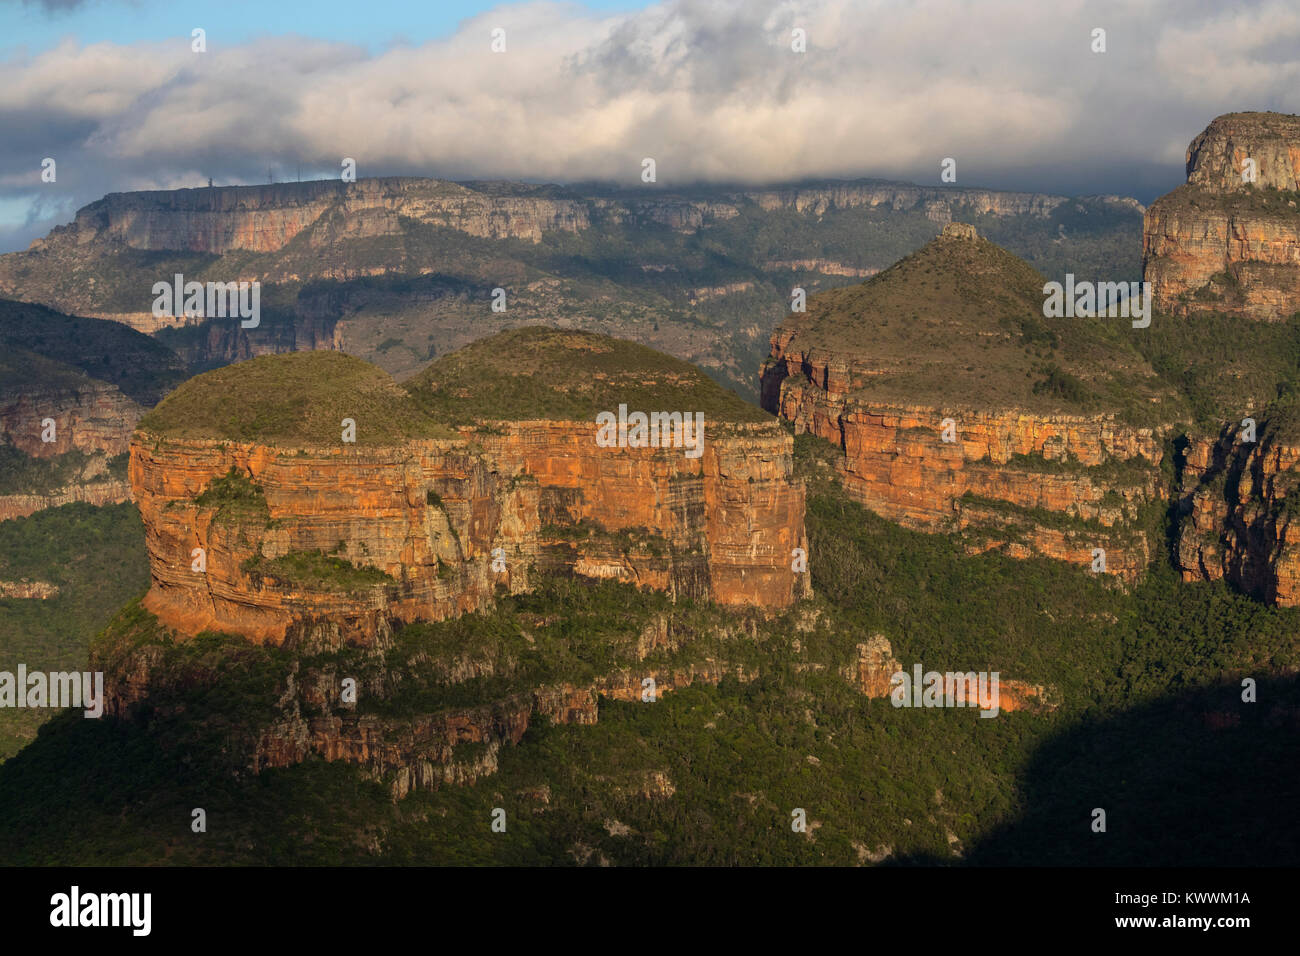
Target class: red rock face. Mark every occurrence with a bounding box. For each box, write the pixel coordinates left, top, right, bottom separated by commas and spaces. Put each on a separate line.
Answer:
131, 436, 509, 645
1144, 112, 1300, 321
471, 421, 809, 608
844, 635, 1059, 714
1144, 188, 1300, 320
131, 419, 808, 646
1177, 430, 1300, 606
0, 379, 141, 458
761, 336, 1165, 580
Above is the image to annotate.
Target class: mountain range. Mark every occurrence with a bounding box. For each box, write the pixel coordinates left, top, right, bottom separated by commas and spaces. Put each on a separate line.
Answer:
1, 112, 1300, 867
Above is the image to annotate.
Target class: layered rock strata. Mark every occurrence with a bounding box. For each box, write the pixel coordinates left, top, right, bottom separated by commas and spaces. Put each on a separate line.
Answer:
844, 635, 1058, 714
96, 604, 755, 797
1144, 112, 1300, 321
762, 327, 1167, 580
0, 479, 132, 522
133, 420, 807, 647
1, 377, 141, 459
132, 340, 808, 646
0, 373, 140, 520
1176, 424, 1300, 605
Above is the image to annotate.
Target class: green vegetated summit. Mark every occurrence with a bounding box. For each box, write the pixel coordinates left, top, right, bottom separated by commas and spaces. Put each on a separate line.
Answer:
405, 326, 772, 424
138, 351, 456, 445
776, 226, 1180, 420
138, 328, 771, 444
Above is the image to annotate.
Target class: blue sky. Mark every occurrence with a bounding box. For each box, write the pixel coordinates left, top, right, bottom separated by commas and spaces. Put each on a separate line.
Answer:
0, 0, 653, 57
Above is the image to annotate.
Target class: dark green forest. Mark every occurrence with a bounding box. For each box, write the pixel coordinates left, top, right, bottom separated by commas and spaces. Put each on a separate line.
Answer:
0, 433, 1295, 866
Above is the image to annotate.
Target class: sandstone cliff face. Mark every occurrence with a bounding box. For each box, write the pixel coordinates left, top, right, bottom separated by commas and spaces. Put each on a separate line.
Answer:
131, 419, 807, 646
1185, 113, 1300, 192
844, 635, 1058, 713
619, 182, 1117, 230
0, 177, 1143, 389
472, 421, 808, 609
0, 377, 139, 519
1144, 112, 1300, 320
762, 260, 878, 277
1176, 427, 1300, 605
762, 330, 1165, 580
41, 179, 592, 255
246, 657, 747, 798
131, 436, 511, 645
101, 606, 759, 801
29, 179, 1113, 263
0, 479, 132, 522
0, 378, 141, 458
739, 183, 1073, 219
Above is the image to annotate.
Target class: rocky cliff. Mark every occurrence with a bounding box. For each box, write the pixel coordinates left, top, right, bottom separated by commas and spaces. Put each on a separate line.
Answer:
762, 224, 1177, 580
132, 331, 808, 647
0, 578, 59, 599
0, 353, 142, 518
0, 478, 132, 522
741, 182, 1094, 221
0, 176, 1141, 322
1144, 112, 1300, 320
0, 176, 1147, 403
0, 299, 191, 518
37, 178, 592, 255
1176, 415, 1300, 605
94, 590, 761, 798
472, 420, 806, 608
22, 177, 1122, 261
0, 372, 141, 459
844, 635, 1058, 713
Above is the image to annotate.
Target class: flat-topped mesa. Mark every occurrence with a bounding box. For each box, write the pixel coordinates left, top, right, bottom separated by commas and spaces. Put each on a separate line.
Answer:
132, 331, 808, 647
761, 227, 1179, 580
1144, 111, 1300, 321
28, 177, 1117, 260
37, 178, 593, 255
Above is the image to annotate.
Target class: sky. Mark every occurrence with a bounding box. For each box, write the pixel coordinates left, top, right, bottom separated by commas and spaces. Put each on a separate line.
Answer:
1, 0, 1298, 252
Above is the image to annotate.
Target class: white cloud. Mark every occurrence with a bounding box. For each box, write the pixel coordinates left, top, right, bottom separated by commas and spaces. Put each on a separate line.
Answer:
0, 0, 1297, 250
